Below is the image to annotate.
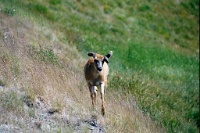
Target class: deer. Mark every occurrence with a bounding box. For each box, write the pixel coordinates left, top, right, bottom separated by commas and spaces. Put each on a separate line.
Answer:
84, 51, 113, 116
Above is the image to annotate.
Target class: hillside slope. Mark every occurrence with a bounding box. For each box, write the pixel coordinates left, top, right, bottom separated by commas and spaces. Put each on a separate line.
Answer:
0, 12, 162, 133
0, 0, 199, 132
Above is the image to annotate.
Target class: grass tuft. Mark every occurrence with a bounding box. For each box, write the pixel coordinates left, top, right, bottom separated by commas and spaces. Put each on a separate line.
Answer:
28, 45, 59, 65
3, 7, 16, 16
49, 0, 62, 5
29, 3, 48, 15
0, 91, 24, 114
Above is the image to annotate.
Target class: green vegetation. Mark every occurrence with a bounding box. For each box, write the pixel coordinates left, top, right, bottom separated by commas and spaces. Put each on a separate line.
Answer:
3, 7, 16, 16
0, 0, 199, 132
27, 44, 59, 65
109, 43, 199, 132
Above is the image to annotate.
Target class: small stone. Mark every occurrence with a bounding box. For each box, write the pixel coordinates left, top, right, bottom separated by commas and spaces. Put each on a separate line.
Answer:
47, 108, 59, 114
34, 121, 42, 129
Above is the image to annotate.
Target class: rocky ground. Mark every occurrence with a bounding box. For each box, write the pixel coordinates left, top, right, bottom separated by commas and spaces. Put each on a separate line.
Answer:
0, 85, 105, 133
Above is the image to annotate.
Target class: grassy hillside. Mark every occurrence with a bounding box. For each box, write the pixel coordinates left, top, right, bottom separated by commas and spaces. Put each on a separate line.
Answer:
0, 0, 199, 132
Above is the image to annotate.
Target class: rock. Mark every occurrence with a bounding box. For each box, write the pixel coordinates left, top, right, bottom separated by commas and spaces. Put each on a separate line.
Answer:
23, 95, 34, 108
34, 121, 42, 129
47, 108, 59, 115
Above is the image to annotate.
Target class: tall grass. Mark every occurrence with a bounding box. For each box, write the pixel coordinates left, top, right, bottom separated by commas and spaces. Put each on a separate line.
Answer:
80, 39, 199, 132
0, 0, 199, 132
108, 42, 199, 132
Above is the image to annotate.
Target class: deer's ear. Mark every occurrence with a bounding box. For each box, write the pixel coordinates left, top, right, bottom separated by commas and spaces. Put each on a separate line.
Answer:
103, 56, 109, 63
105, 51, 113, 58
88, 52, 96, 57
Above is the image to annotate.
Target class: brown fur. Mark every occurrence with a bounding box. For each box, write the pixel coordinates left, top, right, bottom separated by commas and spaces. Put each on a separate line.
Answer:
84, 52, 112, 116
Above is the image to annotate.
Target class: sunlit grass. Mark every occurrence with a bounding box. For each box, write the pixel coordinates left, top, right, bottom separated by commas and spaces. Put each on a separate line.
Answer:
0, 0, 199, 132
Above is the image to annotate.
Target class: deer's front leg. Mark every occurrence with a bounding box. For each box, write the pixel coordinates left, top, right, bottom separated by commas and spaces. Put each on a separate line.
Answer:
89, 85, 97, 111
100, 83, 105, 116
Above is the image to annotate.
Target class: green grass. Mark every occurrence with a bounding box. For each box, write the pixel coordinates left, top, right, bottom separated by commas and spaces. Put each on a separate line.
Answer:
0, 0, 199, 132
108, 43, 199, 132
79, 36, 199, 132
27, 43, 59, 65
3, 7, 16, 16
